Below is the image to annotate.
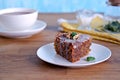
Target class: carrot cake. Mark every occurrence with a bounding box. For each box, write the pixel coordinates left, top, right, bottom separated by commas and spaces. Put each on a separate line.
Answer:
54, 32, 92, 62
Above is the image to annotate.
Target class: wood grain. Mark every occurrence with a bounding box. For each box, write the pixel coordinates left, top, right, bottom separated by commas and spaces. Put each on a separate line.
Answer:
0, 13, 120, 80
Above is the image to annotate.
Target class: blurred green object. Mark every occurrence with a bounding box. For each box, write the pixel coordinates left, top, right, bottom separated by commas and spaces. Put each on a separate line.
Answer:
86, 56, 95, 61
70, 32, 77, 38
104, 21, 120, 32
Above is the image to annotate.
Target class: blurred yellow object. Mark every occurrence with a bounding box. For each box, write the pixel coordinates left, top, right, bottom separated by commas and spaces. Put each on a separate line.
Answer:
91, 15, 105, 31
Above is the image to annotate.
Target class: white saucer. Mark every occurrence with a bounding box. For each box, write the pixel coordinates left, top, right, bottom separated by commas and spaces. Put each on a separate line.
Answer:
37, 43, 112, 68
0, 20, 47, 38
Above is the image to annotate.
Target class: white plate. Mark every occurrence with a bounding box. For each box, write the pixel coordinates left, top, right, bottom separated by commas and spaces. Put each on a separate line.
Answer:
0, 20, 47, 38
37, 43, 112, 68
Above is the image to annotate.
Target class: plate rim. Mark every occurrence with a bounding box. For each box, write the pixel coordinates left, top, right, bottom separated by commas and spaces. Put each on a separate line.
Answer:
37, 43, 112, 68
0, 20, 47, 33
0, 20, 47, 38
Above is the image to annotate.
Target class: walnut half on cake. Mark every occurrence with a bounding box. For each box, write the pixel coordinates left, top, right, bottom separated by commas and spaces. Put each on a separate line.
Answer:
54, 32, 92, 62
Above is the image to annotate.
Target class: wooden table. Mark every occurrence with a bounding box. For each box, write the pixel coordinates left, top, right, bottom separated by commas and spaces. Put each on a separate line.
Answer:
0, 13, 120, 80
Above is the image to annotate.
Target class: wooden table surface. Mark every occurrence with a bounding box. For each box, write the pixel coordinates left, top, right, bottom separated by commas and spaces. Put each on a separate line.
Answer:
0, 13, 120, 80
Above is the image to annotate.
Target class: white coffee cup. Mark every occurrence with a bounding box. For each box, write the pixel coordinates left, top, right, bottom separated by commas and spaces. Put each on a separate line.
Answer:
0, 8, 38, 31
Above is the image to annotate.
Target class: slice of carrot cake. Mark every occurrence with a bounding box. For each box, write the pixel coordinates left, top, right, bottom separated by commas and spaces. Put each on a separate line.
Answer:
54, 32, 92, 62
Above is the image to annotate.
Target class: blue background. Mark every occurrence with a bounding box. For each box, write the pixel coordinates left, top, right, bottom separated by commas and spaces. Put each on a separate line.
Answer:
0, 0, 108, 13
